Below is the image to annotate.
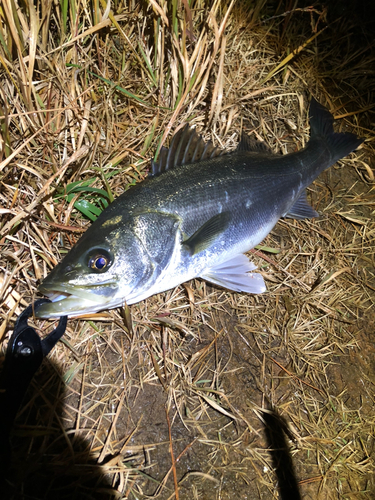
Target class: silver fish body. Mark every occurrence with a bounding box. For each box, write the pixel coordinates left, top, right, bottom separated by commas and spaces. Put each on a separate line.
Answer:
37, 99, 362, 317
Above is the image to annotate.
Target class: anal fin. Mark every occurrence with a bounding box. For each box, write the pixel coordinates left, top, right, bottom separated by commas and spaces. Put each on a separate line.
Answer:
200, 254, 266, 294
285, 190, 319, 220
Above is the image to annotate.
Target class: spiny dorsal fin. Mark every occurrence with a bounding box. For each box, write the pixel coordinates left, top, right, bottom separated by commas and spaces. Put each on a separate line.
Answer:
236, 133, 273, 154
151, 125, 223, 176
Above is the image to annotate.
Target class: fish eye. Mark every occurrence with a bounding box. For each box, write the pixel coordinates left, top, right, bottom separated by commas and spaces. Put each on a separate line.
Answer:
88, 250, 112, 272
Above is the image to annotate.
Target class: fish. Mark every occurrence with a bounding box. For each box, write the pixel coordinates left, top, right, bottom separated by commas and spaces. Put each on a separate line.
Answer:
36, 98, 363, 318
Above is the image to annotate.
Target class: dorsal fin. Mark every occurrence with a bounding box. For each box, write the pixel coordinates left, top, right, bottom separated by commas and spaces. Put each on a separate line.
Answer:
236, 133, 273, 154
151, 125, 223, 176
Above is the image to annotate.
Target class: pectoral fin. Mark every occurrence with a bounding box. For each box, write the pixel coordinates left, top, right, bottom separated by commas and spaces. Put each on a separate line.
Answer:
183, 212, 232, 255
200, 254, 266, 294
285, 190, 319, 220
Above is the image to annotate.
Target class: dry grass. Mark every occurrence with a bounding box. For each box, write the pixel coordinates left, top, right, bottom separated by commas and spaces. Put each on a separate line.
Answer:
1, 1, 375, 499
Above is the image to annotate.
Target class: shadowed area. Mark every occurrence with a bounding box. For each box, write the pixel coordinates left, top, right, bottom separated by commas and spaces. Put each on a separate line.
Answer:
262, 407, 302, 500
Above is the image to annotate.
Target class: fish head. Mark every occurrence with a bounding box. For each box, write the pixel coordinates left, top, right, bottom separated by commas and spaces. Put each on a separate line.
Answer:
36, 224, 155, 318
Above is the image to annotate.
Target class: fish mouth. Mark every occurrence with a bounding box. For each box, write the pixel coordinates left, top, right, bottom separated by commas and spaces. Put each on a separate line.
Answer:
36, 282, 119, 318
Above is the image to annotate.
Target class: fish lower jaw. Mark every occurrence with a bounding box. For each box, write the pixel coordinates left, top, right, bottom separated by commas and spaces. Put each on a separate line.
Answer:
36, 289, 121, 318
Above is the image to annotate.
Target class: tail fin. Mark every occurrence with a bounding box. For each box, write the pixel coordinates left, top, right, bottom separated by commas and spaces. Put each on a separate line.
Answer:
309, 98, 363, 163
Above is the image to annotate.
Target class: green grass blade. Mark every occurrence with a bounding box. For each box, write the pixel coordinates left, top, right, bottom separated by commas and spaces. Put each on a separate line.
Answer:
60, 0, 68, 37
88, 71, 156, 108
67, 185, 111, 197
73, 199, 102, 221
137, 41, 157, 86
254, 245, 281, 254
